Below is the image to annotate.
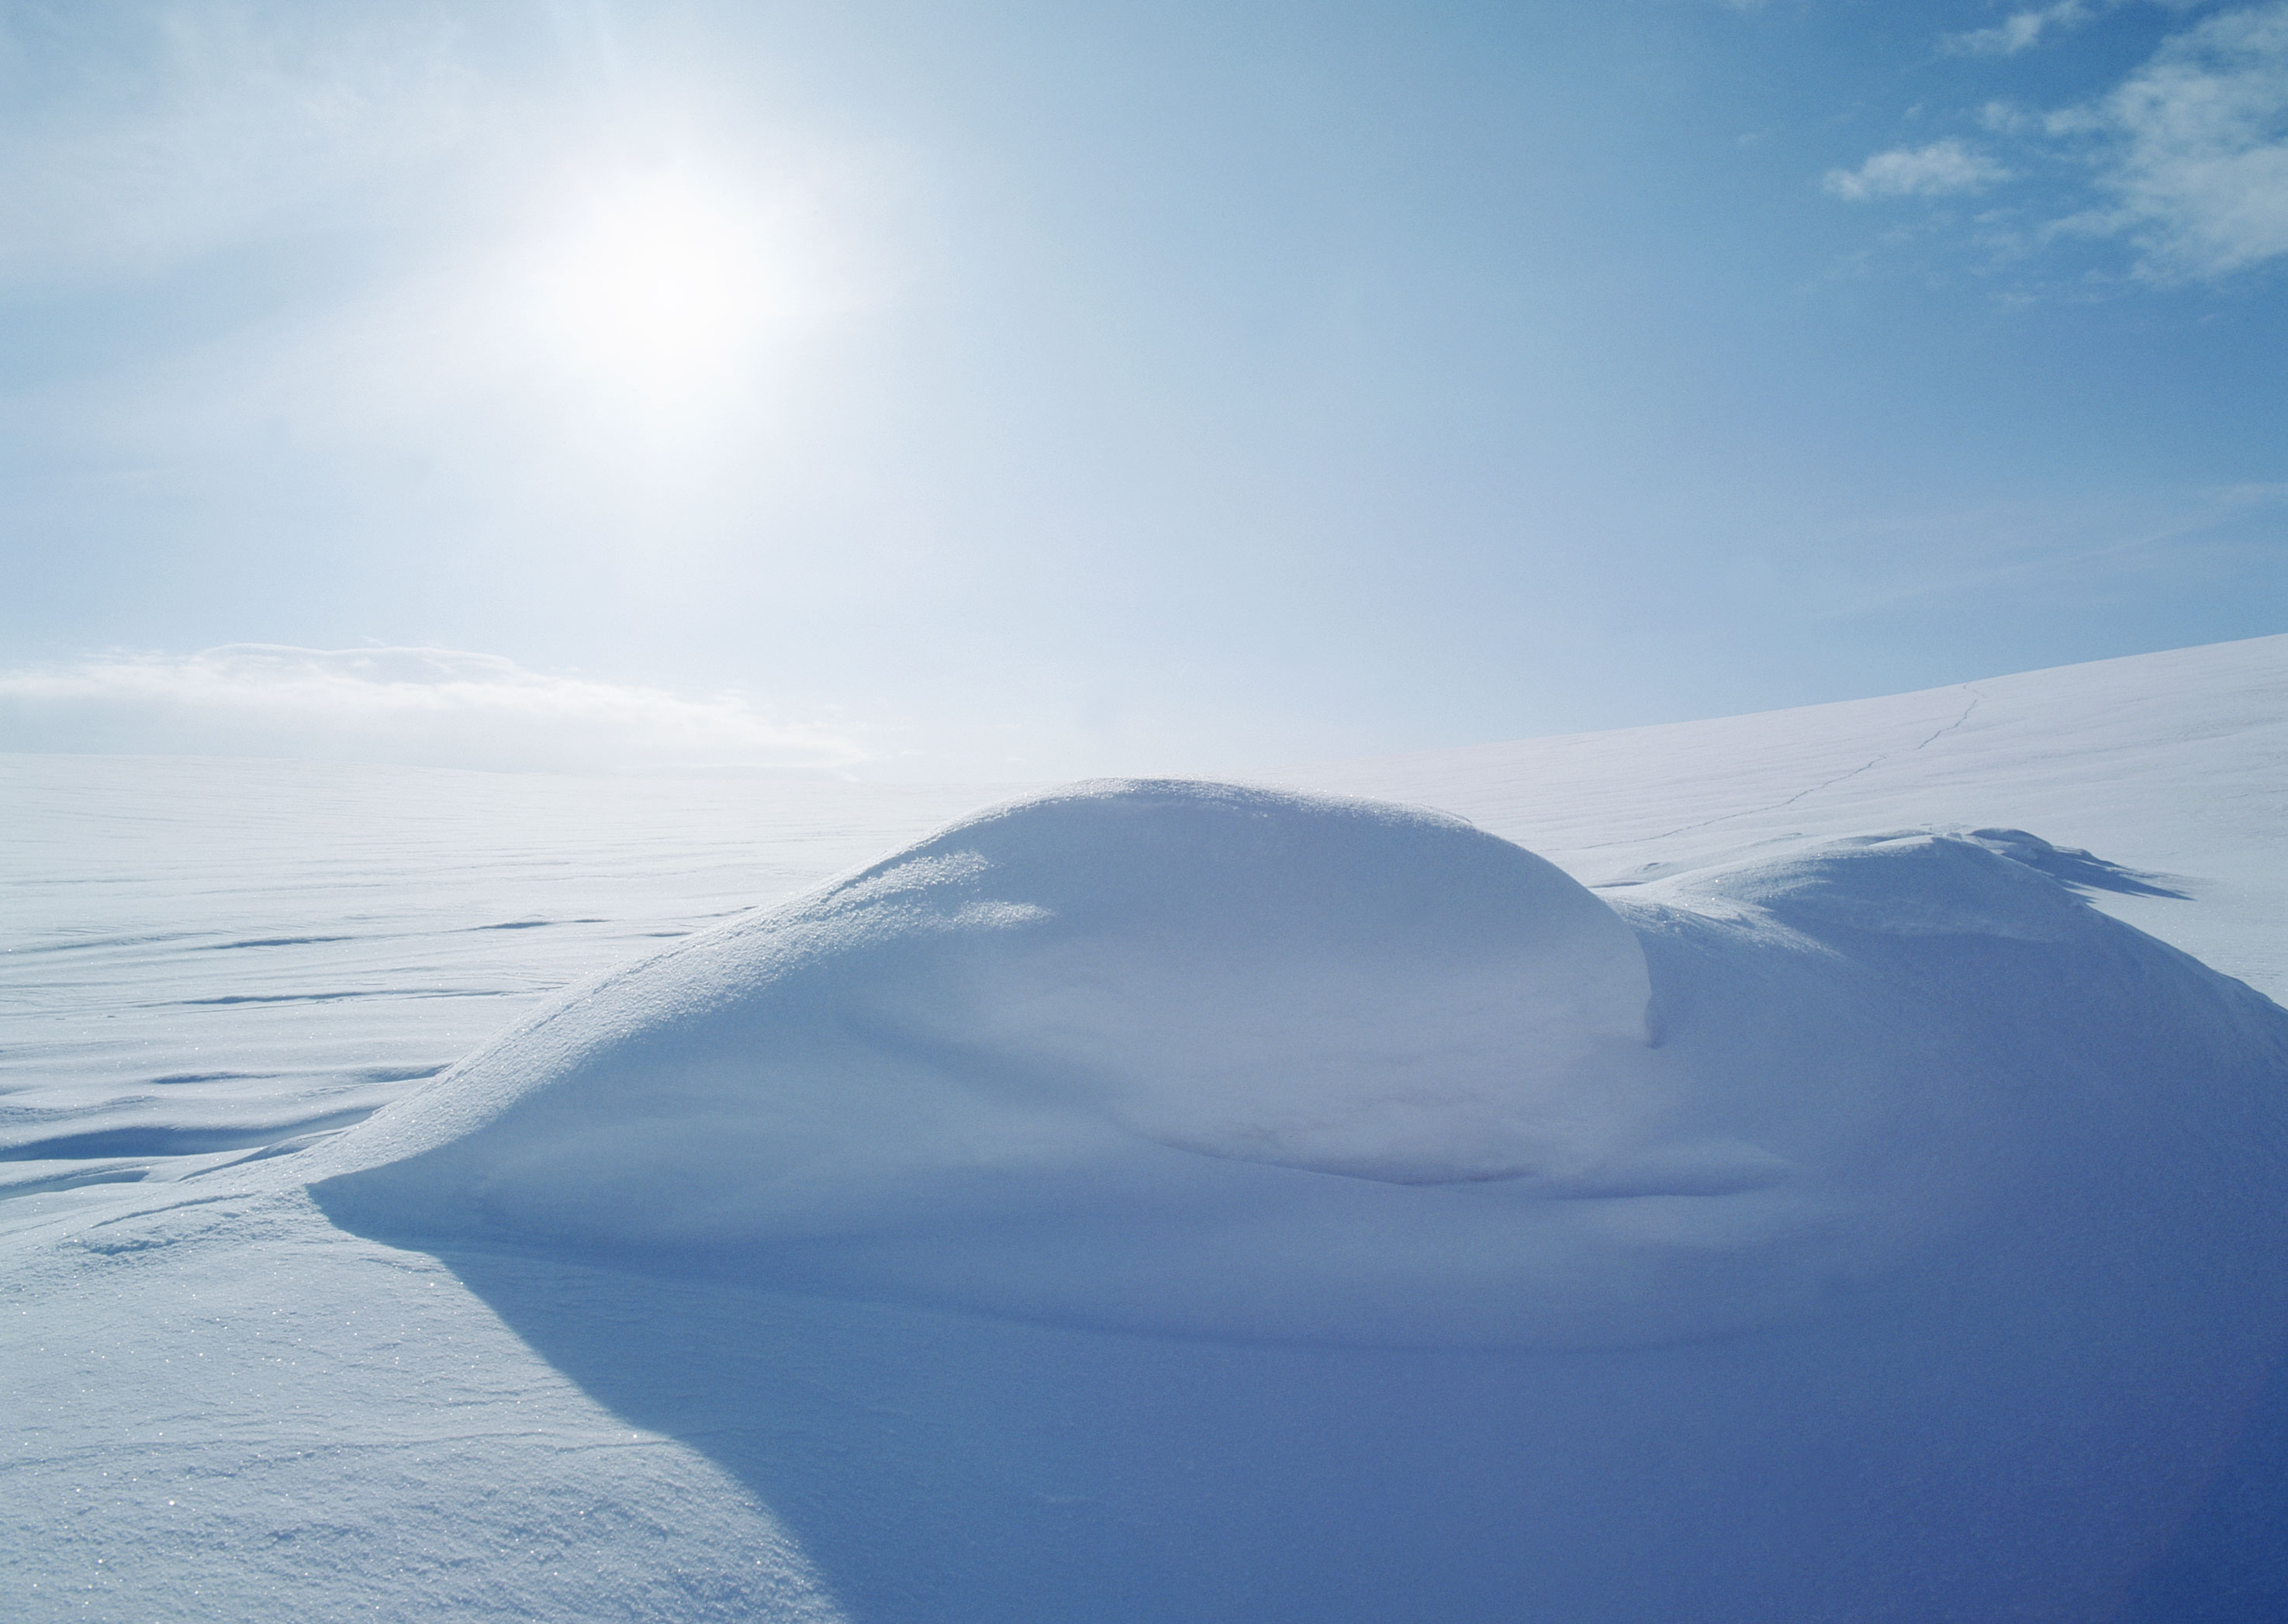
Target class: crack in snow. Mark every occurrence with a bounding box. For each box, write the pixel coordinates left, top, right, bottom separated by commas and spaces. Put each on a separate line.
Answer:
1604, 686, 1986, 851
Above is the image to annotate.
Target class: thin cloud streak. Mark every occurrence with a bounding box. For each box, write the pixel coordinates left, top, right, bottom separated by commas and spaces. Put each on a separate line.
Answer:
1796, 484, 2288, 623
0, 644, 868, 775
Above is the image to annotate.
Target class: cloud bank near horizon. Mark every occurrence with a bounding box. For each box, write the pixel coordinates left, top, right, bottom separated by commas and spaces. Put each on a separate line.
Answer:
0, 644, 868, 776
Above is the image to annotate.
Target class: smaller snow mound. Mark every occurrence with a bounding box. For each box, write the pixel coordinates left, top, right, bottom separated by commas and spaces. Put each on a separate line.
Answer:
1966, 827, 2189, 899
1679, 830, 2103, 942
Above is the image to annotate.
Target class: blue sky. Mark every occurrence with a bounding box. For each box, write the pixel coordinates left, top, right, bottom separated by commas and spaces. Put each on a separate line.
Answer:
1, 0, 2281, 777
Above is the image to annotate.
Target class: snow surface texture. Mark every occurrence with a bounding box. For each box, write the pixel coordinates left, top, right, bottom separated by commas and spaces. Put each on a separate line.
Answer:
313, 780, 2288, 1360
6, 632, 2288, 1622
0, 762, 1001, 1198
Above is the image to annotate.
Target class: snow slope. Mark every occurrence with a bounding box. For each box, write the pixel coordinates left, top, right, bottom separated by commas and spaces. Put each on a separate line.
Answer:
4, 633, 2286, 1622
1287, 633, 2288, 1000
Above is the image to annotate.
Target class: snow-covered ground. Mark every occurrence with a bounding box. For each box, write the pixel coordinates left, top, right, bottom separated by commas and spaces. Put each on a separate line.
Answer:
4, 634, 2285, 1622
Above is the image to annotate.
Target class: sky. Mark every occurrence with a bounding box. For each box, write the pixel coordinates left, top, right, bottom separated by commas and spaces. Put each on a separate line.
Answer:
0, 0, 2281, 779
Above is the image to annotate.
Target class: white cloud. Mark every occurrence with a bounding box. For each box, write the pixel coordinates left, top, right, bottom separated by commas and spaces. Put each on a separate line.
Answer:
0, 644, 867, 775
1823, 139, 2013, 199
2054, 2, 2288, 278
1944, 2, 2097, 57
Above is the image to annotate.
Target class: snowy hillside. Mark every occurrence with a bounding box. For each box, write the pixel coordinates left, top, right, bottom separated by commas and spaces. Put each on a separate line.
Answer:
4, 634, 2286, 1622
1287, 632, 2288, 1001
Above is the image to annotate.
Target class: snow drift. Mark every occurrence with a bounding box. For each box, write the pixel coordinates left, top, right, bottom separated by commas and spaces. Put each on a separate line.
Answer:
314, 779, 2288, 1353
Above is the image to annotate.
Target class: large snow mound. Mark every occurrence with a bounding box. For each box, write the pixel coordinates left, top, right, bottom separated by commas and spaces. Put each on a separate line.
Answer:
315, 779, 2288, 1352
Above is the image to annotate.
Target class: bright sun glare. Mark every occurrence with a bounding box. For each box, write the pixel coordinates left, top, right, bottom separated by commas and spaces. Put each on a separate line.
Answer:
530, 172, 798, 396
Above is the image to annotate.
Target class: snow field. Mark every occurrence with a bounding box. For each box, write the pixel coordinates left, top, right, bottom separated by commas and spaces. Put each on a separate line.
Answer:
4, 631, 2286, 1620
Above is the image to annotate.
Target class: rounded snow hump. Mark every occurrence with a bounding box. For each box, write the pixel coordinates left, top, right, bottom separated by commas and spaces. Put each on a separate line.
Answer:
313, 779, 2288, 1350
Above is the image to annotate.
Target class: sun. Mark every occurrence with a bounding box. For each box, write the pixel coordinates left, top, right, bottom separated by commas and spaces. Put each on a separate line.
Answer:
527, 170, 800, 396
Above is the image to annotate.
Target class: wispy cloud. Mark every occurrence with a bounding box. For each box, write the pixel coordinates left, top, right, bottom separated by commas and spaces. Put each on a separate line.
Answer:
2050, 1, 2288, 278
1944, 2, 2099, 57
1795, 482, 2288, 621
0, 645, 867, 775
0, 8, 480, 292
1823, 139, 2012, 199
1825, 4, 2288, 282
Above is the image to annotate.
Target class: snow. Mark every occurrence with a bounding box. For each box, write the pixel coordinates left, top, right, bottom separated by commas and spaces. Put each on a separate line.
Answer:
0, 759, 1003, 1198
308, 781, 2288, 1362
1290, 632, 2288, 998
309, 784, 1664, 1288
5, 633, 2288, 1621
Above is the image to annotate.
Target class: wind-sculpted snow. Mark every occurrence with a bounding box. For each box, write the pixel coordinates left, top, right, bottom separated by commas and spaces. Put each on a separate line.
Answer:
313, 780, 2288, 1354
